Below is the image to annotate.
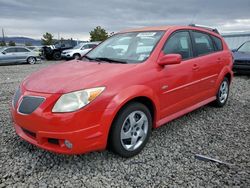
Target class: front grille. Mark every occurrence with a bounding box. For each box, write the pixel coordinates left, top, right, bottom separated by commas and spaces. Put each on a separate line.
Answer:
234, 60, 250, 65
18, 96, 45, 115
13, 87, 21, 108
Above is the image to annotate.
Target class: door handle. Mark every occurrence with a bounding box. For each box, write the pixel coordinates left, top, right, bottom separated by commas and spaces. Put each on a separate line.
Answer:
192, 64, 199, 71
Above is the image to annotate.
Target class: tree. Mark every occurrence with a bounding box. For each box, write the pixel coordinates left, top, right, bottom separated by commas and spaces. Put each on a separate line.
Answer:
41, 32, 54, 45
89, 26, 109, 42
8, 41, 16, 46
25, 42, 32, 46
0, 41, 6, 46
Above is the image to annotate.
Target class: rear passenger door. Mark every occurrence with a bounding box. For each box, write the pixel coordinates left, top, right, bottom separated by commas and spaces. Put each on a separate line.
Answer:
16, 47, 31, 61
190, 31, 222, 101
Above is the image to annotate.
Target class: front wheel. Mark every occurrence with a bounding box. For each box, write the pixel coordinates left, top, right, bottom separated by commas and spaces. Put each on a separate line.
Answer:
212, 77, 230, 107
109, 102, 152, 158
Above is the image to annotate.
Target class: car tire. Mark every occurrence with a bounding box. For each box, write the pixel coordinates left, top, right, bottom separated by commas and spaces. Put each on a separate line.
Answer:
53, 51, 61, 60
27, 57, 36, 65
212, 77, 230, 107
109, 102, 152, 158
73, 54, 81, 60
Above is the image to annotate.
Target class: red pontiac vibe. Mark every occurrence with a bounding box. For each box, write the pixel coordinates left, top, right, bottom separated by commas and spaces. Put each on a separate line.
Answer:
11, 25, 233, 157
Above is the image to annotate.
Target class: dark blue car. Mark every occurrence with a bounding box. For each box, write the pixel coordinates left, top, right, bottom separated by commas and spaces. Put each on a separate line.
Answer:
232, 41, 250, 74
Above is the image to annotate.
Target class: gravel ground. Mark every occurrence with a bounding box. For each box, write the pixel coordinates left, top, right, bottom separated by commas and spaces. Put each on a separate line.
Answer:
0, 61, 249, 187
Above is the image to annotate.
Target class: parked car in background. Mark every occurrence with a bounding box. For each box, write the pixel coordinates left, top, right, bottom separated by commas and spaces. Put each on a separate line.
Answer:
232, 41, 250, 73
11, 25, 233, 157
0, 46, 41, 65
42, 40, 77, 60
61, 42, 100, 60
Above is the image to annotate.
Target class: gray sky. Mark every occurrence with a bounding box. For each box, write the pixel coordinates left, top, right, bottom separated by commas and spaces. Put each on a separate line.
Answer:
0, 0, 250, 40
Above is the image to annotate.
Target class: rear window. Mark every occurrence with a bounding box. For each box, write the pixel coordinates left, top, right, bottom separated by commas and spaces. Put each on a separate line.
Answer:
211, 36, 223, 51
192, 31, 214, 56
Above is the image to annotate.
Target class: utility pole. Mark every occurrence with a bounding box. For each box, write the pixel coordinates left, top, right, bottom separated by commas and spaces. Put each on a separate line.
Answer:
2, 28, 5, 43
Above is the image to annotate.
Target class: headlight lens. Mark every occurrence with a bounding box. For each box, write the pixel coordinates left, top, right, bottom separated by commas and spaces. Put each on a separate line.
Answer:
52, 87, 105, 112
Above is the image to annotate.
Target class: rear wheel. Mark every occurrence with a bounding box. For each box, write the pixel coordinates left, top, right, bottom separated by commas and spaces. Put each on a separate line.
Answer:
212, 77, 230, 107
109, 102, 152, 158
27, 57, 36, 64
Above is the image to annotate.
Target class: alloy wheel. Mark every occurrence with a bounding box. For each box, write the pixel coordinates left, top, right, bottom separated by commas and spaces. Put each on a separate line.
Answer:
120, 110, 149, 151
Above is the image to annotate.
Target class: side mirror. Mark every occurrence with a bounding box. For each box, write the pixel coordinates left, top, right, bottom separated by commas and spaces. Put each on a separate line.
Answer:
157, 54, 182, 66
2, 51, 6, 55
232, 49, 237, 53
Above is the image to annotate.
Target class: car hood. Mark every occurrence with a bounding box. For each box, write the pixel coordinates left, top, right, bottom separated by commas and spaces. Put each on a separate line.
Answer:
23, 60, 137, 94
233, 51, 250, 61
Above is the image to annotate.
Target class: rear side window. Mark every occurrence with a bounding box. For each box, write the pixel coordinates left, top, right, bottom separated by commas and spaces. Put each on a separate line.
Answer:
192, 31, 214, 56
211, 36, 223, 51
5, 48, 16, 53
16, 48, 30, 52
163, 31, 193, 60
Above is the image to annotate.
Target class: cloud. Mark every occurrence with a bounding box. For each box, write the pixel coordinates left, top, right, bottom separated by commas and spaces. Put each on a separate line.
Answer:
0, 0, 249, 40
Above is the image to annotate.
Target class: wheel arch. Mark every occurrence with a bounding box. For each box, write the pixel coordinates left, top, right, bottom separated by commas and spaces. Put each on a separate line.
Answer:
215, 67, 233, 95
104, 85, 160, 149
26, 56, 36, 63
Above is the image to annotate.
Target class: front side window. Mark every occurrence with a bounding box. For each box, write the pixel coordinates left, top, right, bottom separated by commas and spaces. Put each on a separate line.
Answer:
193, 31, 214, 56
86, 31, 164, 63
81, 44, 90, 50
163, 31, 193, 60
238, 41, 250, 53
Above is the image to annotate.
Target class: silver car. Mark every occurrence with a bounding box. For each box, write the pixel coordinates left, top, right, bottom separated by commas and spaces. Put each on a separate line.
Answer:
0, 46, 41, 65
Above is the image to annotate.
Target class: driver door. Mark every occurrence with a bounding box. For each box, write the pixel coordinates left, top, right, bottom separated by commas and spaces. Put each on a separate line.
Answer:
158, 31, 197, 120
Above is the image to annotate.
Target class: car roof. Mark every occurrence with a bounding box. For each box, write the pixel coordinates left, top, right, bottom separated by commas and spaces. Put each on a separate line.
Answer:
119, 25, 221, 37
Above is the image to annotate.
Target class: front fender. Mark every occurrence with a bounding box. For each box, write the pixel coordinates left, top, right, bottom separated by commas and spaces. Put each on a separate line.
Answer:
105, 85, 160, 127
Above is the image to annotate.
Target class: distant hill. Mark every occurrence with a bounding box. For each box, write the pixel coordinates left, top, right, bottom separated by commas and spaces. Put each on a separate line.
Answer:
0, 37, 87, 46
0, 37, 42, 46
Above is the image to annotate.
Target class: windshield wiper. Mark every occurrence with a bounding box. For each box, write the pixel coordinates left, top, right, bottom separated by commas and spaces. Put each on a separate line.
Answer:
93, 57, 127, 64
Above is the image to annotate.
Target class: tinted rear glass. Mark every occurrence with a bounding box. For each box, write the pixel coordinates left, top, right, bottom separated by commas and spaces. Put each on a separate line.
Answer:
211, 36, 223, 51
193, 31, 214, 56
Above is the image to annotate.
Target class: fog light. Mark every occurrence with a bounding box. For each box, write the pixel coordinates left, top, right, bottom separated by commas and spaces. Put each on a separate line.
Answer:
64, 140, 73, 149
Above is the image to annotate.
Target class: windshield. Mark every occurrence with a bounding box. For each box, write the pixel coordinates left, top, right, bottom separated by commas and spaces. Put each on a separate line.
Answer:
238, 41, 250, 53
85, 31, 164, 63
73, 43, 84, 49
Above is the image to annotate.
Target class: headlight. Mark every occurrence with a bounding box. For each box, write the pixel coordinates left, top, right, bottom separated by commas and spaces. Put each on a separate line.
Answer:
52, 87, 105, 112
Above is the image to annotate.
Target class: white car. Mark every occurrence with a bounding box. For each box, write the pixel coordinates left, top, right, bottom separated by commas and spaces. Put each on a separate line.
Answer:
61, 42, 100, 59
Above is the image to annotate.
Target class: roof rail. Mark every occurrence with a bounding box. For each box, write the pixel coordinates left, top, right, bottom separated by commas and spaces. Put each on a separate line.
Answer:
189, 24, 220, 34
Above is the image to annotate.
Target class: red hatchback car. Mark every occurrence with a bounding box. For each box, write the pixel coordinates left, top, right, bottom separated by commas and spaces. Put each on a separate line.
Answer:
11, 25, 233, 157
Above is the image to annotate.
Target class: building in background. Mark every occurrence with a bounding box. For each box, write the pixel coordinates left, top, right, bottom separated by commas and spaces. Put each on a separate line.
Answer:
222, 32, 250, 50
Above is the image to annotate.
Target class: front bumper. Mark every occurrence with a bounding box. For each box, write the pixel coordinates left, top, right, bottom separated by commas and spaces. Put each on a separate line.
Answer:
233, 61, 250, 73
11, 89, 114, 154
